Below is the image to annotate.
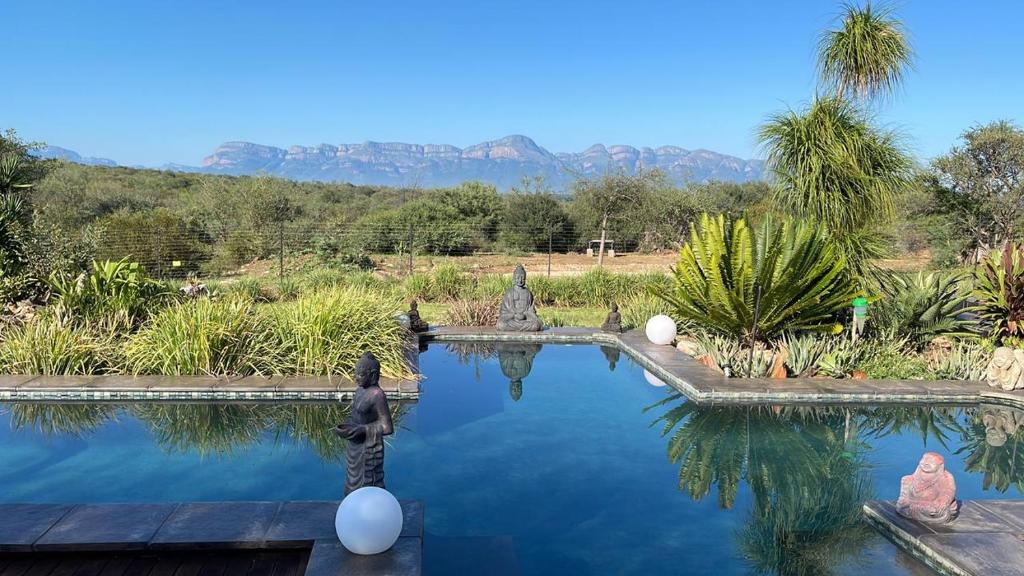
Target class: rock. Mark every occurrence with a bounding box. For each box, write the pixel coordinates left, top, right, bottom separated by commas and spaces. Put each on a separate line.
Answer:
696, 354, 721, 372
986, 347, 1024, 391
675, 337, 700, 357
897, 452, 959, 524
770, 354, 788, 379
851, 369, 868, 380
924, 336, 955, 365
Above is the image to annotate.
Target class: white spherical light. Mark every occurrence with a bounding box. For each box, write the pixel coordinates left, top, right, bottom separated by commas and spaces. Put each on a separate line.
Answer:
645, 315, 677, 345
335, 487, 404, 555
644, 369, 667, 387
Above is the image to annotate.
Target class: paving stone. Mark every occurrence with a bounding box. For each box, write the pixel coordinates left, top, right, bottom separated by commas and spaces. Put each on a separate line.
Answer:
82, 376, 151, 390
35, 503, 178, 551
0, 504, 74, 551
305, 538, 421, 576
277, 376, 344, 393
919, 532, 1024, 576
0, 374, 38, 388
399, 501, 423, 539
928, 501, 1019, 534
265, 501, 338, 545
219, 376, 285, 392
18, 376, 101, 389
864, 500, 937, 539
976, 500, 1024, 531
150, 502, 280, 549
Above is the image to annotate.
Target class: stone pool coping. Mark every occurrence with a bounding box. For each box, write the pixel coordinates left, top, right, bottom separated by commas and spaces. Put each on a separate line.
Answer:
0, 500, 423, 576
423, 326, 1016, 406
864, 499, 1024, 576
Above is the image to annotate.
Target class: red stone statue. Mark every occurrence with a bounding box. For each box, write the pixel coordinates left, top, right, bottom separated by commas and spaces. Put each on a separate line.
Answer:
897, 452, 959, 523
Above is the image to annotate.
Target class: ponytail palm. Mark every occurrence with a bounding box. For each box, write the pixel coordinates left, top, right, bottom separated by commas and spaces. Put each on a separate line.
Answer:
818, 2, 913, 103
652, 214, 858, 342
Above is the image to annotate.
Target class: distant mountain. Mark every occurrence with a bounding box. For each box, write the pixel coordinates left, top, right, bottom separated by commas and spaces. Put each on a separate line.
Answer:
197, 135, 764, 189
33, 145, 117, 167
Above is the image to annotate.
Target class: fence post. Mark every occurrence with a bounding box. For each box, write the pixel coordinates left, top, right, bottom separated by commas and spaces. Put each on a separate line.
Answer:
407, 225, 414, 276
547, 230, 553, 277
278, 221, 284, 281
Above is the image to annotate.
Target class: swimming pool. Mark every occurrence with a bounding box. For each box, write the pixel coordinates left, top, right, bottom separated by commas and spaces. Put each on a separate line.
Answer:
2, 343, 1019, 575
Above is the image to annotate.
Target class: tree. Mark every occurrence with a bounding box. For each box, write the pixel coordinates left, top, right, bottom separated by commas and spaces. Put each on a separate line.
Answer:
499, 176, 574, 253
930, 121, 1024, 260
570, 170, 666, 265
818, 1, 913, 103
0, 129, 51, 301
758, 96, 914, 280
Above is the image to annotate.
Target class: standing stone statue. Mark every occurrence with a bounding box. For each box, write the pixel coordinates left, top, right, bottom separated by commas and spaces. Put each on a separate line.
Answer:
601, 303, 622, 333
497, 343, 541, 401
986, 347, 1024, 390
496, 265, 543, 332
407, 300, 429, 333
897, 452, 959, 524
334, 352, 394, 495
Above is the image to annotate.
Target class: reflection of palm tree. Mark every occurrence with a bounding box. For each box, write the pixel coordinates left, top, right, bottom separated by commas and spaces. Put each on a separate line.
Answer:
956, 407, 1024, 492
5, 403, 120, 437
650, 396, 875, 575
860, 406, 963, 449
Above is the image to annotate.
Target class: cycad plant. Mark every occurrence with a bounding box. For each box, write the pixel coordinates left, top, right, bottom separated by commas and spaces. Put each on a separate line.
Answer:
974, 242, 1024, 343
875, 271, 975, 347
652, 214, 859, 343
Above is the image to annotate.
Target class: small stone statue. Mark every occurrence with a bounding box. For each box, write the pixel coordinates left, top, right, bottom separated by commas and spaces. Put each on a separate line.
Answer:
407, 300, 429, 333
496, 265, 543, 332
601, 303, 622, 333
986, 347, 1024, 390
334, 352, 395, 495
981, 406, 1024, 447
897, 452, 959, 524
497, 343, 541, 401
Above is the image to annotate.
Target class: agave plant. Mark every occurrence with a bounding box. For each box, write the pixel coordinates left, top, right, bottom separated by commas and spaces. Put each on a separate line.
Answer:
974, 242, 1024, 343
653, 214, 859, 343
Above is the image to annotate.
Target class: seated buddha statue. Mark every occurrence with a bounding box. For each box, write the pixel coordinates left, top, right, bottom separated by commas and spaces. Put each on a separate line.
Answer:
496, 265, 543, 332
407, 300, 429, 333
896, 452, 958, 524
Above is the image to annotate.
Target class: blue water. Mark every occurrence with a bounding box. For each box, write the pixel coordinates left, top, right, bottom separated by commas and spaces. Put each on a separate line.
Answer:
2, 343, 1021, 575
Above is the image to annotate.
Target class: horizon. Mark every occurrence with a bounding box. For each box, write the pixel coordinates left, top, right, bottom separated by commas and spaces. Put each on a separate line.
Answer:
3, 0, 1022, 167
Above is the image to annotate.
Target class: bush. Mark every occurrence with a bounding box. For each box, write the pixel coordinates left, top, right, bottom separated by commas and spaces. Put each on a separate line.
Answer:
0, 316, 114, 375
48, 258, 172, 328
269, 287, 411, 378
124, 297, 280, 376
444, 298, 500, 327
96, 208, 210, 277
619, 292, 672, 331
974, 242, 1024, 343
654, 214, 859, 342
875, 271, 975, 348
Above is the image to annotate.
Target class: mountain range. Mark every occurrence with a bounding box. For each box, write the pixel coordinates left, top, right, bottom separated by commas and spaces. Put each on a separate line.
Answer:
41, 135, 766, 189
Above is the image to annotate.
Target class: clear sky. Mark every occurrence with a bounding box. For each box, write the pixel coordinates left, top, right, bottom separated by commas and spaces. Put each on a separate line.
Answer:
2, 0, 1021, 167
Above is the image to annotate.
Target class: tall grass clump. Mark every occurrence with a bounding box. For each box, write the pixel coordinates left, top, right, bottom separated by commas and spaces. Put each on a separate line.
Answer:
124, 296, 281, 376
48, 259, 173, 330
270, 287, 412, 378
430, 264, 469, 300
619, 292, 673, 331
0, 316, 115, 375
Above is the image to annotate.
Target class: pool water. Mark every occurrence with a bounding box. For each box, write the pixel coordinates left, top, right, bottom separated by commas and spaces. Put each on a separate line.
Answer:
2, 343, 1022, 575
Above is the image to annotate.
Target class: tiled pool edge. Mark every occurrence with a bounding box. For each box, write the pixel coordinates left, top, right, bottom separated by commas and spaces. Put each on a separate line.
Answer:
422, 326, 1006, 406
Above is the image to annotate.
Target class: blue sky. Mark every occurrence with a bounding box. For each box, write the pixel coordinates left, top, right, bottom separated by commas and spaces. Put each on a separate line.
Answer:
2, 0, 1021, 166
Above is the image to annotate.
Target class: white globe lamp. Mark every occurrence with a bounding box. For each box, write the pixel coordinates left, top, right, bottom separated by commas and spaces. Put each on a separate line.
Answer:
644, 369, 667, 387
645, 315, 676, 345
335, 487, 404, 555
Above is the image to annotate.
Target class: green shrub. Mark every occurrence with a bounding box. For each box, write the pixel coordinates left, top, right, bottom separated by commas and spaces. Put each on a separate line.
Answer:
124, 297, 280, 376
875, 271, 975, 347
620, 292, 672, 331
974, 242, 1024, 343
269, 287, 411, 378
48, 258, 172, 328
0, 316, 115, 375
224, 278, 274, 303
403, 273, 432, 301
856, 339, 933, 379
654, 214, 859, 342
430, 264, 468, 300
929, 343, 990, 381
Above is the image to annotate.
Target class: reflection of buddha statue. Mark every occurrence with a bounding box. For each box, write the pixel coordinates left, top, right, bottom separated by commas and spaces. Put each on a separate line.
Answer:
986, 347, 1024, 390
600, 345, 620, 371
981, 406, 1024, 447
897, 452, 958, 523
497, 265, 543, 332
407, 300, 429, 333
497, 343, 541, 401
334, 352, 395, 495
601, 303, 622, 333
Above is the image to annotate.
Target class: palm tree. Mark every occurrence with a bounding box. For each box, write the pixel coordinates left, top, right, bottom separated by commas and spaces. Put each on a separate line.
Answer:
818, 2, 913, 103
757, 96, 914, 280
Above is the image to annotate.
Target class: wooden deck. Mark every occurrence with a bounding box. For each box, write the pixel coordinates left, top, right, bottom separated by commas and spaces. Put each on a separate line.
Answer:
0, 549, 307, 576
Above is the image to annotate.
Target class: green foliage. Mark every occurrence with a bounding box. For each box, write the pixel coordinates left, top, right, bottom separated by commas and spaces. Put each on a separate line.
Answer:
499, 178, 574, 252
780, 333, 829, 378
817, 1, 913, 102
874, 271, 975, 347
929, 343, 990, 381
654, 214, 858, 342
974, 242, 1024, 343
930, 121, 1024, 258
124, 297, 281, 376
49, 259, 171, 328
269, 287, 411, 378
96, 208, 210, 276
0, 315, 115, 375
856, 338, 933, 379
619, 292, 671, 331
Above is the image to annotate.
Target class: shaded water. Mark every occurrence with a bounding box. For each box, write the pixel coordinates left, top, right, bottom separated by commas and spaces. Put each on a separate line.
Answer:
2, 343, 1022, 575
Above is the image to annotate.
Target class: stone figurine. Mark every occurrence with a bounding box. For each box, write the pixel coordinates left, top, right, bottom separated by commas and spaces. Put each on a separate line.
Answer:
334, 352, 395, 495
600, 345, 620, 371
497, 343, 541, 401
496, 265, 543, 332
986, 347, 1024, 391
897, 452, 959, 524
407, 300, 429, 333
601, 303, 622, 333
